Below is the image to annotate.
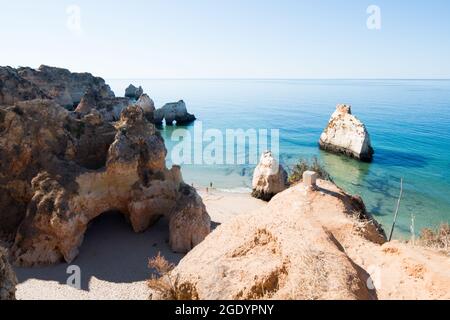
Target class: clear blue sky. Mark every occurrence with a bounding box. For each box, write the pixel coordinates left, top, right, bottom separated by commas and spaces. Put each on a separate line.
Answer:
1, 0, 449, 79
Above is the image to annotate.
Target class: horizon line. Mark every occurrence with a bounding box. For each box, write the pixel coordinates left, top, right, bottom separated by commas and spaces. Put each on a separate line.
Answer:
105, 77, 450, 81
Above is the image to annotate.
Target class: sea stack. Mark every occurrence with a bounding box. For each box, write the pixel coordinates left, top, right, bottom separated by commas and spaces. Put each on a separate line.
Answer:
153, 100, 196, 126
319, 104, 374, 162
251, 151, 288, 201
125, 84, 144, 100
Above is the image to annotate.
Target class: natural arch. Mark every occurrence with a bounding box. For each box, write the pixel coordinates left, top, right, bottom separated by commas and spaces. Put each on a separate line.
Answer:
10, 106, 211, 266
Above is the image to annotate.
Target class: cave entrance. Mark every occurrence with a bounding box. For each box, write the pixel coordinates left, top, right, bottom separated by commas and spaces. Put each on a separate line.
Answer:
67, 210, 184, 289
15, 211, 184, 297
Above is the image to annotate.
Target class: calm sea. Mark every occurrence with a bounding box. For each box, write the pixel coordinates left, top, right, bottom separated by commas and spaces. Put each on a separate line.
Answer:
108, 79, 450, 238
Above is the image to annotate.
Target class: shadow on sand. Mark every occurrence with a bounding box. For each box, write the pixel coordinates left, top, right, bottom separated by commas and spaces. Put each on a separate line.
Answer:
14, 213, 187, 291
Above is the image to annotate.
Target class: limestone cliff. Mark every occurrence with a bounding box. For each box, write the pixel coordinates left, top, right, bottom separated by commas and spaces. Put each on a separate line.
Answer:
0, 247, 17, 300
0, 66, 211, 267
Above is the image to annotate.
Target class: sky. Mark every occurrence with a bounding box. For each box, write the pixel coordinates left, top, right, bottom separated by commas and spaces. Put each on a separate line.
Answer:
0, 0, 450, 79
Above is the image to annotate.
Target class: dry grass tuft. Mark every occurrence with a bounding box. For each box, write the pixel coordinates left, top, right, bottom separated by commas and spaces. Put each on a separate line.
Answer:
147, 252, 198, 300
417, 223, 450, 255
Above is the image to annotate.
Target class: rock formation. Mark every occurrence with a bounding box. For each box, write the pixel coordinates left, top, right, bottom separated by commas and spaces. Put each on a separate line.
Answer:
0, 247, 17, 300
154, 100, 196, 125
0, 103, 210, 266
17, 65, 115, 109
74, 89, 131, 122
319, 104, 374, 162
0, 66, 211, 266
0, 66, 49, 106
125, 84, 144, 100
251, 152, 288, 201
136, 94, 156, 121
154, 179, 386, 300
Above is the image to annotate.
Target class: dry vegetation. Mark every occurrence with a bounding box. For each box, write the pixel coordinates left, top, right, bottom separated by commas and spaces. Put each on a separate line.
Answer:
288, 157, 332, 185
147, 252, 198, 300
417, 223, 450, 255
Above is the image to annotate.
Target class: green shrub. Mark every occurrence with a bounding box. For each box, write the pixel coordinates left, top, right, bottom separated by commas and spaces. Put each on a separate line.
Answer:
288, 157, 332, 185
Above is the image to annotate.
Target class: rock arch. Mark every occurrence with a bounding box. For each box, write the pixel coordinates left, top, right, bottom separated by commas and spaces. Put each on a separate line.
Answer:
7, 105, 210, 266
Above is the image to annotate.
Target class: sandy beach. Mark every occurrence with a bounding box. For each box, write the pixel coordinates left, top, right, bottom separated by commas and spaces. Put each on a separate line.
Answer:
14, 190, 266, 300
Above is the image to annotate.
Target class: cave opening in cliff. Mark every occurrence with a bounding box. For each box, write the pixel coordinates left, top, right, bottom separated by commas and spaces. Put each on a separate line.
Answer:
77, 209, 179, 269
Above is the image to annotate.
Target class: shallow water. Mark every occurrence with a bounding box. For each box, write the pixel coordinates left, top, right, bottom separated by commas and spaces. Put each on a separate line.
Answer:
108, 79, 450, 238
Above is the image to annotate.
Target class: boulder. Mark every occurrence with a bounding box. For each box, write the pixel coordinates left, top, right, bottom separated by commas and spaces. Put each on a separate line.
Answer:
125, 84, 144, 100
154, 100, 196, 126
251, 152, 288, 201
319, 104, 374, 162
156, 180, 386, 300
17, 65, 115, 109
0, 247, 17, 300
0, 101, 211, 266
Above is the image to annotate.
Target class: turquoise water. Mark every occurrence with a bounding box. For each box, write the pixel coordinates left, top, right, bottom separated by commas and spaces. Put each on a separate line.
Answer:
108, 79, 450, 238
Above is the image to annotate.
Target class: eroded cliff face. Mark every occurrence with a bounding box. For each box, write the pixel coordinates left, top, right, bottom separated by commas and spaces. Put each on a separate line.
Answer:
155, 180, 387, 300
0, 66, 211, 267
0, 67, 49, 106
159, 179, 450, 300
17, 65, 115, 109
0, 247, 17, 300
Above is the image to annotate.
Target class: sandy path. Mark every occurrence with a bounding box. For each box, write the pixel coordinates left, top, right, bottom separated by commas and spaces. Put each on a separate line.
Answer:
15, 191, 266, 300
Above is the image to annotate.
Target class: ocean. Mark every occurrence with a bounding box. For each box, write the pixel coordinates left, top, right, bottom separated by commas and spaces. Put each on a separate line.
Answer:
108, 79, 450, 238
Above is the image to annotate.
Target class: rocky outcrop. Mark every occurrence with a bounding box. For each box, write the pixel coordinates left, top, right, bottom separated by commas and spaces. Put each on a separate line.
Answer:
154, 100, 196, 125
0, 65, 209, 267
0, 66, 49, 105
74, 89, 131, 122
125, 84, 144, 100
136, 94, 155, 121
155, 179, 386, 300
0, 247, 17, 300
0, 100, 210, 266
17, 65, 115, 109
319, 104, 374, 162
251, 152, 288, 201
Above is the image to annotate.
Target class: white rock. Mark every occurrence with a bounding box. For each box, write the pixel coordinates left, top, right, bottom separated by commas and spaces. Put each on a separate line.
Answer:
319, 104, 374, 162
251, 151, 288, 201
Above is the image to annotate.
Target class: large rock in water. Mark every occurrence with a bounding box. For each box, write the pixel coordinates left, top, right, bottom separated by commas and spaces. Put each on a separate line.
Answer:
0, 101, 210, 266
154, 100, 196, 125
0, 247, 17, 300
319, 105, 374, 162
17, 65, 115, 109
155, 179, 386, 300
252, 152, 288, 201
125, 84, 144, 100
